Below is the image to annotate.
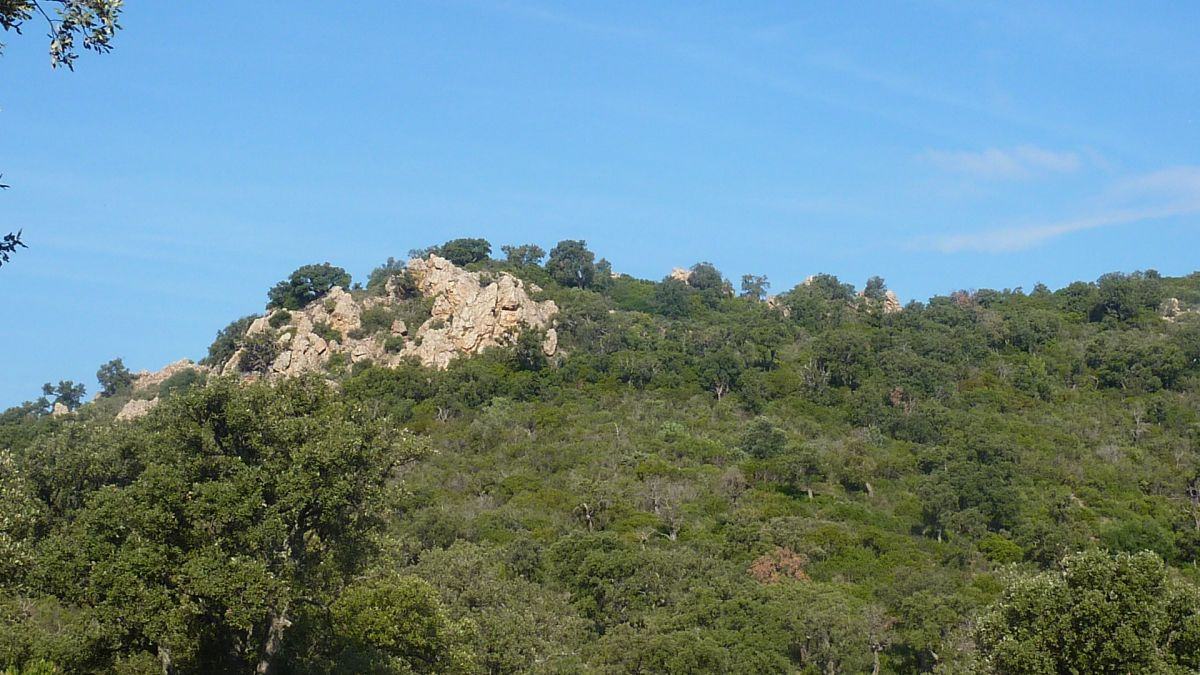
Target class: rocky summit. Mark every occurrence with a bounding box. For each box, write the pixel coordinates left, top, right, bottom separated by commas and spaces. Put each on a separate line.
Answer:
218, 254, 558, 377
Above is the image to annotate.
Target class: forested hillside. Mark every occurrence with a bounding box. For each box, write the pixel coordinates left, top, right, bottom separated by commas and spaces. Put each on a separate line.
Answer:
4, 239, 1200, 674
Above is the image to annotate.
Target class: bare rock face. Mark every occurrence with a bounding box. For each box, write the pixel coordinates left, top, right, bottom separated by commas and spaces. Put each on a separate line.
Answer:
117, 397, 160, 421
669, 268, 691, 283
882, 290, 902, 314
50, 402, 70, 417
404, 255, 559, 369
221, 255, 559, 378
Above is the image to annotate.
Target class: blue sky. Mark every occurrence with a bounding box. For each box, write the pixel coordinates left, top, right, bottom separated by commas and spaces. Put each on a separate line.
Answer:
2, 1, 1198, 405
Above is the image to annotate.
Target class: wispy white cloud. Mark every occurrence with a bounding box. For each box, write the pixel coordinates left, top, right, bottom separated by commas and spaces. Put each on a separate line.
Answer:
926, 166, 1200, 252
923, 144, 1083, 179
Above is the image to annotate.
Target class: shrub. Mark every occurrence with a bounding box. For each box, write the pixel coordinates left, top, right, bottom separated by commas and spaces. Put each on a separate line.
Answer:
159, 369, 206, 399
313, 321, 343, 344
384, 336, 406, 353
238, 331, 279, 374
359, 306, 395, 335
268, 310, 292, 329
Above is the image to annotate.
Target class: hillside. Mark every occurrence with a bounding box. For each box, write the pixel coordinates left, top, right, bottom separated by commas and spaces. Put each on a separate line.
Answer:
3, 239, 1200, 673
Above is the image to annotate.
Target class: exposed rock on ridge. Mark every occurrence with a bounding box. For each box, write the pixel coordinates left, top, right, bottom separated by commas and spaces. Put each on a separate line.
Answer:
404, 256, 559, 369
117, 359, 210, 421
221, 255, 559, 377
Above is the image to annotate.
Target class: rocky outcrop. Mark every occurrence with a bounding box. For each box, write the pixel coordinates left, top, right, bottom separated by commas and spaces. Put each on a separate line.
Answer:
114, 359, 210, 421
669, 268, 691, 283
1161, 297, 1192, 322
117, 397, 159, 421
221, 255, 559, 377
50, 402, 70, 417
404, 256, 558, 369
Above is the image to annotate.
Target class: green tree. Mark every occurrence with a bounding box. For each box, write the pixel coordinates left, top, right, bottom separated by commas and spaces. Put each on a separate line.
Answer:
740, 274, 770, 301
438, 238, 492, 266
40, 380, 84, 410
330, 575, 474, 673
687, 262, 727, 293
976, 550, 1200, 673
862, 276, 887, 301
546, 240, 596, 288
3, 377, 427, 673
95, 358, 133, 397
365, 256, 405, 293
500, 244, 546, 267
267, 263, 351, 310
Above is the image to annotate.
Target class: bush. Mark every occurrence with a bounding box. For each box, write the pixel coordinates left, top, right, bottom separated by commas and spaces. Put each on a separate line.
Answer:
313, 321, 343, 344
238, 331, 279, 374
384, 336, 406, 353
268, 310, 292, 329
159, 369, 206, 399
359, 306, 395, 335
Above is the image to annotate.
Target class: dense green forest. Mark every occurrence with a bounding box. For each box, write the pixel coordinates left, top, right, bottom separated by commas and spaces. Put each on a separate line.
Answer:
4, 239, 1200, 673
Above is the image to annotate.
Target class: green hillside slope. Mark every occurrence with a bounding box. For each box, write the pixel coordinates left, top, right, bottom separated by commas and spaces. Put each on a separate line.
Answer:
4, 243, 1200, 673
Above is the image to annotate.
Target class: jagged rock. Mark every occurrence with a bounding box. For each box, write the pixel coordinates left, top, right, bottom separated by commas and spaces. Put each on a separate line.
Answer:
669, 268, 691, 283
50, 402, 70, 417
882, 290, 902, 314
404, 255, 559, 369
219, 255, 559, 379
117, 397, 159, 421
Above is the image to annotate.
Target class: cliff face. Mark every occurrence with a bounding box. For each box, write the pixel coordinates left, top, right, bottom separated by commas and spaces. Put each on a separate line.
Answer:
221, 255, 559, 376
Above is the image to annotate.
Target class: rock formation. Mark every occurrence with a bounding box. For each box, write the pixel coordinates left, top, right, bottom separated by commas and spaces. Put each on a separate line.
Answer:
132, 359, 207, 389
117, 397, 159, 421
221, 255, 559, 377
1161, 297, 1193, 322
669, 268, 691, 283
404, 256, 559, 369
115, 359, 211, 421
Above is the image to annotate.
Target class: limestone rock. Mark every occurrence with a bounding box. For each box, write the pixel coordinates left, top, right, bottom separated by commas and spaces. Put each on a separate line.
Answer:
117, 397, 159, 421
882, 290, 902, 314
50, 402, 70, 417
219, 255, 559, 380
403, 255, 559, 369
669, 268, 691, 283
